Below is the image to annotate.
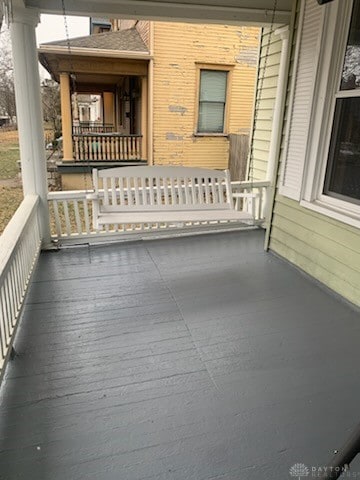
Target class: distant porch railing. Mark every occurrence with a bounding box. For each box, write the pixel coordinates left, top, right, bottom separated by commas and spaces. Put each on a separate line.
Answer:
72, 123, 115, 134
0, 195, 41, 379
47, 181, 269, 244
73, 133, 142, 161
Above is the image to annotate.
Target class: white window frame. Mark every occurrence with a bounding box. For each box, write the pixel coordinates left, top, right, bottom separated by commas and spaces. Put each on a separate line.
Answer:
300, 0, 360, 228
194, 63, 233, 136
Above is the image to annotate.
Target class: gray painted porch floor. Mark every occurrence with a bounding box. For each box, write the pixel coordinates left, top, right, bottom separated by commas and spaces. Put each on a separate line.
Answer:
0, 230, 360, 480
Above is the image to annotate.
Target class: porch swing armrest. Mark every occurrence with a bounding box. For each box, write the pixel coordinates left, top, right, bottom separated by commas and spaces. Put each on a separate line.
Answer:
232, 192, 259, 199
86, 193, 99, 201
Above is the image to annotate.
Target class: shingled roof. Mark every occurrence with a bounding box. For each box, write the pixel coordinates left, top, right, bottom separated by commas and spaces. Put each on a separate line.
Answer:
41, 28, 149, 53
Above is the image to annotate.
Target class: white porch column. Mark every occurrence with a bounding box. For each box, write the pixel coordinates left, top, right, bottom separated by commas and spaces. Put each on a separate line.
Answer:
10, 7, 51, 246
59, 73, 74, 161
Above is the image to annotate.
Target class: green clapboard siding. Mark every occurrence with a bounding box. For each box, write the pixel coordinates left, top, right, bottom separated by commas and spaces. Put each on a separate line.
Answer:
270, 195, 360, 308
249, 27, 283, 181
268, 0, 360, 308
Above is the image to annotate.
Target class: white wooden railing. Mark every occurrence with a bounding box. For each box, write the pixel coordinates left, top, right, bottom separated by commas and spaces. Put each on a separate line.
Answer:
0, 195, 42, 378
73, 133, 142, 161
47, 181, 269, 243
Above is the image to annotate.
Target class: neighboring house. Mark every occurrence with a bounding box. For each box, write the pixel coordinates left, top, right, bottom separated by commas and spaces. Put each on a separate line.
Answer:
74, 94, 102, 124
38, 20, 260, 189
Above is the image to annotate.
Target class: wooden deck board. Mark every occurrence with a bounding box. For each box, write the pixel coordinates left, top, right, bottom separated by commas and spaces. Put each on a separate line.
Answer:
0, 230, 360, 480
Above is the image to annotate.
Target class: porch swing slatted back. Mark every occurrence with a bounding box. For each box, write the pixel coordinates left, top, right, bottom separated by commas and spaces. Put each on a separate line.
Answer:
94, 166, 232, 213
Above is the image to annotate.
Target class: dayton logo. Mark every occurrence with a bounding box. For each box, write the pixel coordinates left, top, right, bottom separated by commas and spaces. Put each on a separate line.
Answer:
289, 463, 310, 479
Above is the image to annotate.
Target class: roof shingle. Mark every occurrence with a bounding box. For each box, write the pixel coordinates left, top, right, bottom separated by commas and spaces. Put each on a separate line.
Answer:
41, 28, 149, 53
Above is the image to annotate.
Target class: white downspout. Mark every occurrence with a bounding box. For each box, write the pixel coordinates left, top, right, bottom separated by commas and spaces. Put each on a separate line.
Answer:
148, 21, 154, 165
266, 25, 290, 182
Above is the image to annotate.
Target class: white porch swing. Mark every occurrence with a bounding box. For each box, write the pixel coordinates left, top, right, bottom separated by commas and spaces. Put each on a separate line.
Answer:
58, 0, 277, 235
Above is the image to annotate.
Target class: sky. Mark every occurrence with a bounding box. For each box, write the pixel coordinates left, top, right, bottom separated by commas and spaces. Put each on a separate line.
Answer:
36, 14, 89, 46
36, 14, 89, 78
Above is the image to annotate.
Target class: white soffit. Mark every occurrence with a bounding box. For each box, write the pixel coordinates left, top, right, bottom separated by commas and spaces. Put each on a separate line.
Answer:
24, 0, 294, 25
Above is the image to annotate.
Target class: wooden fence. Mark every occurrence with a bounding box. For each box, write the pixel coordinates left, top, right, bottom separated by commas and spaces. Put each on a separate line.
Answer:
228, 134, 249, 181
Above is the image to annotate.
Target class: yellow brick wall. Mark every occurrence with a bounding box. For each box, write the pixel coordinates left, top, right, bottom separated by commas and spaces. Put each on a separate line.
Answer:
152, 22, 260, 169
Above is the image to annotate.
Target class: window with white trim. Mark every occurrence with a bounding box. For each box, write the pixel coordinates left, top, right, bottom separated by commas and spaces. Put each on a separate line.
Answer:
197, 69, 228, 134
296, 0, 360, 228
323, 0, 360, 206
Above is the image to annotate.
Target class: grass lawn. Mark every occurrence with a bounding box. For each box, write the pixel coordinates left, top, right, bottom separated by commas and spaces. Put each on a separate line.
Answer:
0, 146, 20, 178
0, 186, 24, 234
0, 129, 23, 235
0, 128, 85, 237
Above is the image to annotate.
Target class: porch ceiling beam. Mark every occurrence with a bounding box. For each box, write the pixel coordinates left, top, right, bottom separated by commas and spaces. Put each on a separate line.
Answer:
25, 0, 293, 25
56, 57, 149, 76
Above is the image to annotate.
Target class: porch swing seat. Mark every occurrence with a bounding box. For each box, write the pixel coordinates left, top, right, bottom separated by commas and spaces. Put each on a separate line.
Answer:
87, 166, 255, 230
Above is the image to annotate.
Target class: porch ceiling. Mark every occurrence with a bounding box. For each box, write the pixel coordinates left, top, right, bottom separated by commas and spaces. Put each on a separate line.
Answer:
24, 0, 294, 25
75, 74, 126, 89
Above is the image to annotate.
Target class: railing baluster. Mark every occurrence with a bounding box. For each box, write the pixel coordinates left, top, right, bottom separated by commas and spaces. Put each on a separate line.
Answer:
84, 136, 89, 161
63, 200, 71, 237
111, 136, 115, 160
0, 287, 6, 360
53, 200, 62, 237
73, 200, 82, 235
125, 136, 129, 160
0, 286, 9, 347
106, 137, 110, 160
12, 256, 21, 315
5, 275, 14, 331
74, 135, 79, 160
83, 199, 90, 234
93, 136, 97, 161
88, 136, 92, 160
115, 136, 119, 160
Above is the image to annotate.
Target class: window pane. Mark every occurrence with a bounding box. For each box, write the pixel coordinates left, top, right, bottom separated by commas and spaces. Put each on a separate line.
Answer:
324, 97, 360, 203
341, 0, 360, 90
198, 102, 225, 133
200, 70, 227, 102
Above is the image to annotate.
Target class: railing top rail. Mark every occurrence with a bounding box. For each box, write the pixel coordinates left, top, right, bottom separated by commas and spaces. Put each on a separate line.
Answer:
76, 122, 114, 126
0, 195, 39, 281
48, 190, 91, 200
232, 180, 270, 189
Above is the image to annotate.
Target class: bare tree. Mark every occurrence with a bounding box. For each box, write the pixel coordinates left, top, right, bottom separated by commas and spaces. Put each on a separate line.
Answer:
0, 26, 16, 122
41, 78, 61, 140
